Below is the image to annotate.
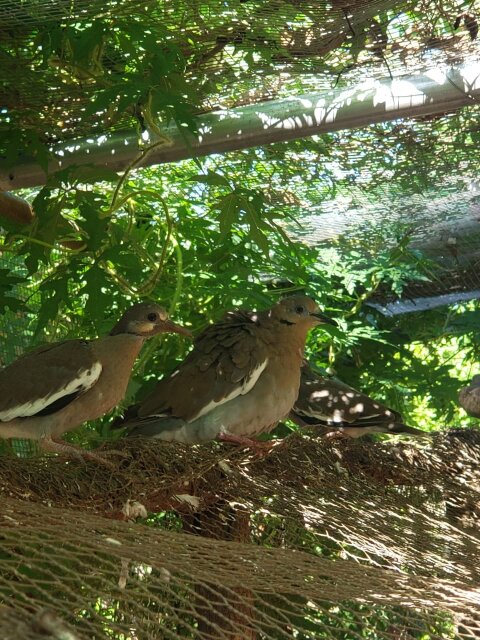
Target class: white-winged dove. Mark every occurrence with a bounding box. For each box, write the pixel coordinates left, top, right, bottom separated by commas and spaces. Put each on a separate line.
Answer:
0, 303, 190, 463
458, 375, 480, 418
290, 363, 426, 438
121, 295, 336, 448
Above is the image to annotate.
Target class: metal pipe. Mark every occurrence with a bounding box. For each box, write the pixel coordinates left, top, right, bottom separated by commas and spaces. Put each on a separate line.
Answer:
3, 62, 480, 190
367, 290, 480, 315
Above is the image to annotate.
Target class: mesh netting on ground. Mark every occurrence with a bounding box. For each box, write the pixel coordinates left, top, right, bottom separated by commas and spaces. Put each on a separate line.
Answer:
1, 431, 480, 639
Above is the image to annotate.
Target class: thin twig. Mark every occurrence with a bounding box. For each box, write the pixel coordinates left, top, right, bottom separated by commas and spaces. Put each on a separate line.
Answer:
107, 138, 173, 216
136, 198, 173, 296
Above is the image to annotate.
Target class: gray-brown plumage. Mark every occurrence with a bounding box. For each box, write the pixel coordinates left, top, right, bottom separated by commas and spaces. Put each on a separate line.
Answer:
121, 295, 336, 447
0, 302, 190, 462
290, 363, 426, 438
458, 375, 480, 418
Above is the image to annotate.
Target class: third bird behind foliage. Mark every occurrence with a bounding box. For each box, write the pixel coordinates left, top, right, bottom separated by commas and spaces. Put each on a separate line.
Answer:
458, 375, 480, 418
291, 363, 427, 438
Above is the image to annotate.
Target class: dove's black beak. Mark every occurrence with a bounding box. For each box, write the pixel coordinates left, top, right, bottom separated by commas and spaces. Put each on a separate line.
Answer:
311, 312, 337, 327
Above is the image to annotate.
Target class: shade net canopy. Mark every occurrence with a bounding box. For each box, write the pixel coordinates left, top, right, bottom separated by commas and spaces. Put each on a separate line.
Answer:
2, 1, 480, 304
0, 0, 479, 137
2, 2, 480, 639
0, 0, 479, 148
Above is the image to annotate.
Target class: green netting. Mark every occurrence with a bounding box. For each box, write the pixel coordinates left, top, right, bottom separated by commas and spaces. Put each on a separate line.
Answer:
1, 0, 479, 144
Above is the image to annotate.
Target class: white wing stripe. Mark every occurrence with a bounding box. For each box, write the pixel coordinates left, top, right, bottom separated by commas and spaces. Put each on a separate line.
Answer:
296, 407, 342, 423
0, 362, 102, 421
191, 359, 268, 421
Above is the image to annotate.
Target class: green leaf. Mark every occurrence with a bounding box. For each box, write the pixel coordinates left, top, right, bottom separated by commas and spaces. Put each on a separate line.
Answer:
35, 275, 69, 336
0, 268, 27, 313
70, 21, 107, 65
216, 192, 241, 238
67, 165, 120, 184
83, 263, 110, 322
243, 197, 269, 254
0, 130, 50, 174
246, 217, 269, 255
78, 199, 110, 251
20, 188, 72, 272
190, 171, 231, 187
349, 27, 368, 62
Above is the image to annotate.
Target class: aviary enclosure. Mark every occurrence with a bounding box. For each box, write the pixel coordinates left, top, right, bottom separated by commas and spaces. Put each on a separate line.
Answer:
1, 1, 480, 638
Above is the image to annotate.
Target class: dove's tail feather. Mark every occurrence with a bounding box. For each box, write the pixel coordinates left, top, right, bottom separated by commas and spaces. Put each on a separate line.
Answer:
115, 412, 221, 444
125, 415, 189, 440
110, 407, 182, 436
290, 410, 431, 438
330, 422, 432, 439
387, 422, 431, 436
